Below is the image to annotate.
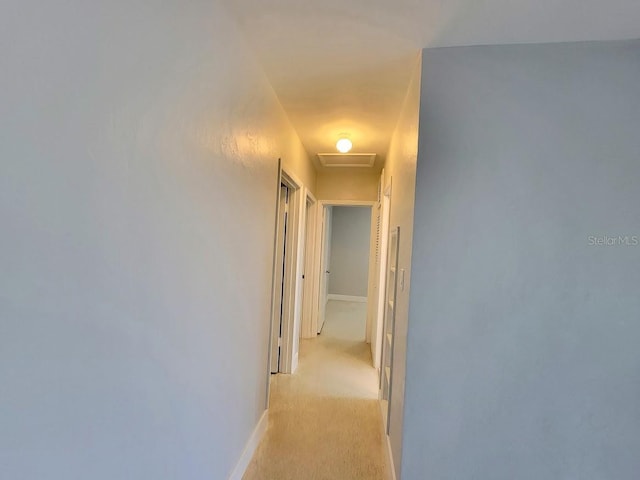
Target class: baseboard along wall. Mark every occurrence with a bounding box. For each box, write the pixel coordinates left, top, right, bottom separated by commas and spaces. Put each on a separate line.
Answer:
228, 410, 269, 480
327, 294, 367, 303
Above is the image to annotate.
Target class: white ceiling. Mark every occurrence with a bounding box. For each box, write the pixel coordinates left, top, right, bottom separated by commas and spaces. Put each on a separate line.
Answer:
221, 0, 640, 170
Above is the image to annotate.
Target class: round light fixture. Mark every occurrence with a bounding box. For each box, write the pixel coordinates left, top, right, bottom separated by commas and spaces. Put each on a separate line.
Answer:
336, 138, 353, 154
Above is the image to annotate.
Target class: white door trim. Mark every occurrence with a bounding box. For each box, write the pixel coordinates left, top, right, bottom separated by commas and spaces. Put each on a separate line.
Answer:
379, 401, 398, 480
270, 183, 289, 374
366, 203, 378, 344
279, 168, 304, 374
267, 164, 306, 385
319, 200, 376, 207
301, 191, 319, 339
265, 159, 281, 407
373, 178, 392, 369
316, 205, 332, 334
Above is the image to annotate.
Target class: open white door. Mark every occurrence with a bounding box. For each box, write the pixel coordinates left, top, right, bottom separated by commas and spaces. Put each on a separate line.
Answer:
317, 205, 332, 333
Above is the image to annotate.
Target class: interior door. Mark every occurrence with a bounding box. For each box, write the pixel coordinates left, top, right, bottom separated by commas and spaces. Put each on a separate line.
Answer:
317, 205, 332, 333
374, 191, 391, 370
381, 226, 400, 433
291, 198, 310, 370
271, 184, 289, 373
301, 198, 315, 338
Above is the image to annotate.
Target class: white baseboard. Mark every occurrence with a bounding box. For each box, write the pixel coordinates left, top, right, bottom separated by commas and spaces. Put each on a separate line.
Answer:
228, 409, 269, 480
385, 434, 397, 480
378, 400, 397, 480
327, 294, 367, 303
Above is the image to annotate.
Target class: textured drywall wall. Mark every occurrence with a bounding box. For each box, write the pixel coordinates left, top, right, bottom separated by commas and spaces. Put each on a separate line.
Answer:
316, 169, 380, 201
328, 207, 372, 297
381, 56, 422, 480
403, 40, 640, 479
0, 1, 314, 479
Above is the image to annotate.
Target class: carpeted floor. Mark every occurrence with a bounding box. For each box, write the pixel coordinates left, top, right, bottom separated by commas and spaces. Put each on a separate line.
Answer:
243, 301, 389, 480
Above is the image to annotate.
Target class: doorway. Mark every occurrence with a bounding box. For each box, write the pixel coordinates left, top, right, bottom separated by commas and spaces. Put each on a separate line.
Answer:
313, 202, 377, 358
270, 182, 291, 373
293, 200, 380, 398
269, 167, 306, 376
323, 206, 372, 336
371, 179, 392, 371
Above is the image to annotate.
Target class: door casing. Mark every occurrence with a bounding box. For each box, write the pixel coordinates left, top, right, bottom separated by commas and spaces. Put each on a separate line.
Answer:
267, 166, 307, 385
372, 179, 392, 370
301, 193, 319, 339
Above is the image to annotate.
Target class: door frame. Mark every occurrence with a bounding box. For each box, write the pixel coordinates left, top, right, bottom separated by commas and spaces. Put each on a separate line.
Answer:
312, 199, 377, 337
372, 178, 392, 369
317, 205, 331, 334
267, 165, 306, 378
270, 182, 290, 374
301, 191, 319, 339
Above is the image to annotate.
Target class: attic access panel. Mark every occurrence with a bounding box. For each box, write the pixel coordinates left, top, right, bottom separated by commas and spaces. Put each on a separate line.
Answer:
317, 153, 376, 168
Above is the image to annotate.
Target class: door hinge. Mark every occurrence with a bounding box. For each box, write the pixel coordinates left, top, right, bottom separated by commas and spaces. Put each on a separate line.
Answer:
278, 337, 282, 347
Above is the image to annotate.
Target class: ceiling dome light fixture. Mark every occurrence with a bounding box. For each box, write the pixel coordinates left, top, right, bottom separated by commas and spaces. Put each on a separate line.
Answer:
336, 137, 353, 154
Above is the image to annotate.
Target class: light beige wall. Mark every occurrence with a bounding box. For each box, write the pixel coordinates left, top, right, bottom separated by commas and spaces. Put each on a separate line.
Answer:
382, 54, 422, 480
315, 169, 379, 201
282, 147, 316, 193
0, 1, 314, 478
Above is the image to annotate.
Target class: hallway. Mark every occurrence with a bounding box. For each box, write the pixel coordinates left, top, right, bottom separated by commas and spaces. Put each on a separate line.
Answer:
243, 301, 388, 479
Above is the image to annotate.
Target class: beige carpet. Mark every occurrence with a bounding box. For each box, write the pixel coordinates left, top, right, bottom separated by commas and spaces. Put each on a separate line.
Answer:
243, 301, 389, 480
